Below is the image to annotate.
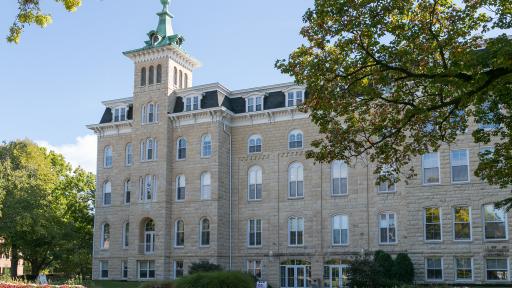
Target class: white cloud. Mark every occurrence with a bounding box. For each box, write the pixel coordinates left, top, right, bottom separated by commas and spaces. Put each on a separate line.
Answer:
36, 135, 97, 173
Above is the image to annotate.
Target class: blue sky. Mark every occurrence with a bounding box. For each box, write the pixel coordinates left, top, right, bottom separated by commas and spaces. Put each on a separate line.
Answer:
0, 0, 313, 171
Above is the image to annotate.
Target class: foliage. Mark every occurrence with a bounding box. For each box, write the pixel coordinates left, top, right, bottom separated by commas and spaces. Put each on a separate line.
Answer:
7, 0, 82, 44
174, 271, 255, 288
347, 253, 378, 288
392, 253, 415, 284
277, 0, 512, 209
187, 262, 223, 275
139, 281, 175, 288
373, 250, 396, 287
0, 140, 95, 277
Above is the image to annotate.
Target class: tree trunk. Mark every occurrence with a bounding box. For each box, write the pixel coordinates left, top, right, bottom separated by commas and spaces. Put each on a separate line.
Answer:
30, 261, 42, 277
10, 244, 19, 279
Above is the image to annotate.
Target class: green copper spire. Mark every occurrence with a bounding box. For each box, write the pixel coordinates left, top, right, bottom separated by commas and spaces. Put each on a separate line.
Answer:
156, 0, 173, 37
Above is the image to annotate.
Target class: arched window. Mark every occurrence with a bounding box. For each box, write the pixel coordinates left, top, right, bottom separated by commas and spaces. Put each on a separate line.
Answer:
141, 105, 147, 124
288, 216, 304, 246
379, 212, 397, 244
248, 135, 262, 154
146, 138, 157, 161
156, 64, 162, 84
176, 175, 186, 201
140, 67, 146, 86
184, 73, 189, 88
177, 138, 187, 160
101, 223, 110, 249
288, 162, 304, 198
144, 219, 155, 253
148, 66, 155, 85
148, 103, 155, 123
200, 218, 210, 246
103, 181, 111, 206
248, 166, 262, 201
123, 222, 129, 248
173, 67, 178, 86
201, 134, 212, 157
104, 146, 112, 168
332, 161, 348, 195
332, 215, 349, 245
175, 220, 184, 247
124, 179, 131, 204
179, 70, 183, 88
125, 143, 133, 166
288, 130, 303, 149
201, 172, 211, 200
140, 175, 157, 201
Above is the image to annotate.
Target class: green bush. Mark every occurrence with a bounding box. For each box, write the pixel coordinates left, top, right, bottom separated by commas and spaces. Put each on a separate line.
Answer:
392, 253, 415, 284
347, 253, 378, 288
139, 281, 175, 288
373, 250, 397, 288
188, 262, 223, 274
175, 271, 255, 288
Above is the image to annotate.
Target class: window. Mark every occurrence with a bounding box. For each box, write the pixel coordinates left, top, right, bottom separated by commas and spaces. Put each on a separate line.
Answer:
248, 219, 262, 247
247, 96, 263, 112
280, 260, 312, 288
332, 161, 348, 195
248, 166, 262, 201
113, 107, 127, 122
201, 172, 211, 200
425, 257, 443, 281
139, 175, 157, 201
184, 73, 188, 88
124, 179, 131, 204
122, 260, 128, 279
247, 260, 262, 279
144, 220, 155, 254
156, 64, 162, 84
422, 152, 440, 184
185, 96, 200, 111
104, 146, 112, 168
100, 260, 109, 279
176, 175, 186, 201
101, 223, 110, 249
332, 215, 349, 245
425, 207, 441, 241
451, 149, 469, 183
175, 220, 184, 247
377, 166, 396, 193
288, 216, 304, 246
379, 212, 397, 244
141, 105, 147, 124
173, 67, 178, 86
123, 222, 129, 248
174, 261, 184, 279
125, 143, 133, 166
140, 67, 146, 86
179, 70, 183, 88
177, 138, 187, 160
200, 218, 210, 246
453, 206, 471, 241
484, 204, 507, 240
103, 181, 111, 206
146, 103, 158, 123
455, 257, 473, 281
486, 258, 509, 281
288, 130, 303, 149
248, 135, 262, 153
148, 66, 154, 85
138, 260, 155, 279
288, 163, 304, 198
201, 134, 212, 157
145, 138, 157, 161
287, 90, 304, 107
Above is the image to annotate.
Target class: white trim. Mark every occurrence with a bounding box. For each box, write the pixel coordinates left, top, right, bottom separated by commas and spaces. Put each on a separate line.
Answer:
201, 134, 212, 158
248, 134, 263, 154
483, 204, 509, 241
331, 160, 348, 196
174, 219, 185, 248
176, 137, 187, 160
199, 217, 211, 247
422, 152, 441, 185
288, 162, 304, 199
453, 206, 472, 242
378, 211, 398, 245
288, 129, 304, 150
175, 175, 186, 202
454, 257, 474, 282
450, 149, 471, 184
331, 214, 349, 246
424, 207, 443, 242
248, 165, 263, 201
424, 257, 444, 282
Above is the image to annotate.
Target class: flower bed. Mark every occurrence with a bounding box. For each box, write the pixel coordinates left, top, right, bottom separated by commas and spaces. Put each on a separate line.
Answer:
0, 283, 86, 288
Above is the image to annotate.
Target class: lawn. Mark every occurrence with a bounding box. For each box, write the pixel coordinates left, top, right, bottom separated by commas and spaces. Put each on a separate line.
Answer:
85, 281, 142, 288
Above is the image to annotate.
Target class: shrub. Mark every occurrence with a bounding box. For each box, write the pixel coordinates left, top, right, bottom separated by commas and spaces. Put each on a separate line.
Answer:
188, 262, 223, 275
392, 253, 415, 284
373, 250, 396, 288
139, 281, 176, 288
175, 271, 255, 288
347, 253, 378, 288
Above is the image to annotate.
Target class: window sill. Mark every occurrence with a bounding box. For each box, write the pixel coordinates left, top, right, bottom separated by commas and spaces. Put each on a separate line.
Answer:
288, 245, 304, 248
453, 239, 472, 243
288, 197, 305, 200
424, 240, 443, 244
174, 246, 184, 249
484, 239, 509, 242
176, 158, 187, 161
175, 199, 186, 203
422, 182, 441, 186
451, 180, 471, 185
247, 246, 262, 249
288, 147, 304, 151
378, 242, 398, 246
331, 194, 349, 198
377, 191, 397, 194
200, 156, 212, 159
199, 245, 210, 248
248, 152, 262, 155
331, 244, 349, 247
248, 199, 262, 202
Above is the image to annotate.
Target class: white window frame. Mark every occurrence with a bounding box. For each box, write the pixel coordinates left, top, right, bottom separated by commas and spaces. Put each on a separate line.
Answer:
287, 90, 305, 107
99, 260, 109, 279
331, 160, 348, 196
288, 162, 304, 199
138, 260, 156, 280
174, 260, 184, 280
185, 96, 200, 112
485, 258, 510, 281
113, 106, 127, 122
248, 134, 262, 154
144, 220, 156, 254
332, 214, 349, 246
175, 219, 185, 247
377, 165, 397, 193
103, 146, 113, 168
424, 207, 442, 242
199, 218, 210, 247
247, 260, 262, 279
100, 223, 110, 249
450, 149, 470, 183
201, 134, 212, 158
455, 257, 473, 282
125, 143, 133, 166
379, 212, 397, 244
453, 206, 472, 241
140, 175, 157, 202
145, 138, 157, 161
124, 179, 131, 205
248, 166, 263, 201
422, 152, 440, 185
247, 219, 262, 247
288, 129, 304, 150
200, 172, 211, 200
121, 260, 128, 279
103, 181, 111, 206
247, 95, 263, 112
288, 216, 304, 246
176, 175, 186, 201
177, 138, 187, 160
122, 222, 129, 249
483, 204, 508, 241
425, 257, 444, 281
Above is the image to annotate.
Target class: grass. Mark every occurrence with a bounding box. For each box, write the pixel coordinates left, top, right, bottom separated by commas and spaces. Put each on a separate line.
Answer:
85, 280, 142, 288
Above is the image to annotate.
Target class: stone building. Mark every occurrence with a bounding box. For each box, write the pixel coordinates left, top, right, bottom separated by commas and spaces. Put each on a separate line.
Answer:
88, 1, 511, 287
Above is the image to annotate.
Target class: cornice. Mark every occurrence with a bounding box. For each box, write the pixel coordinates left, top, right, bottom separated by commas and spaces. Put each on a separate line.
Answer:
87, 121, 134, 137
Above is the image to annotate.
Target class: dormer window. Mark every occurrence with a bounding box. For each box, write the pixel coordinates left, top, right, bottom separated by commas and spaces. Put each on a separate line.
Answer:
151, 34, 160, 45
247, 96, 263, 112
113, 107, 127, 122
185, 96, 200, 112
287, 90, 304, 107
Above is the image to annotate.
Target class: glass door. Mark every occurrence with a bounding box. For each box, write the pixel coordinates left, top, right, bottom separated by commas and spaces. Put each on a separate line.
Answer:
281, 265, 311, 288
323, 265, 348, 288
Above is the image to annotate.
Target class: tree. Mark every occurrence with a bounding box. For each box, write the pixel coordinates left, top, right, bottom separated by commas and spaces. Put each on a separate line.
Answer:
7, 0, 82, 44
392, 253, 414, 284
188, 262, 223, 275
0, 140, 95, 277
277, 0, 512, 209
